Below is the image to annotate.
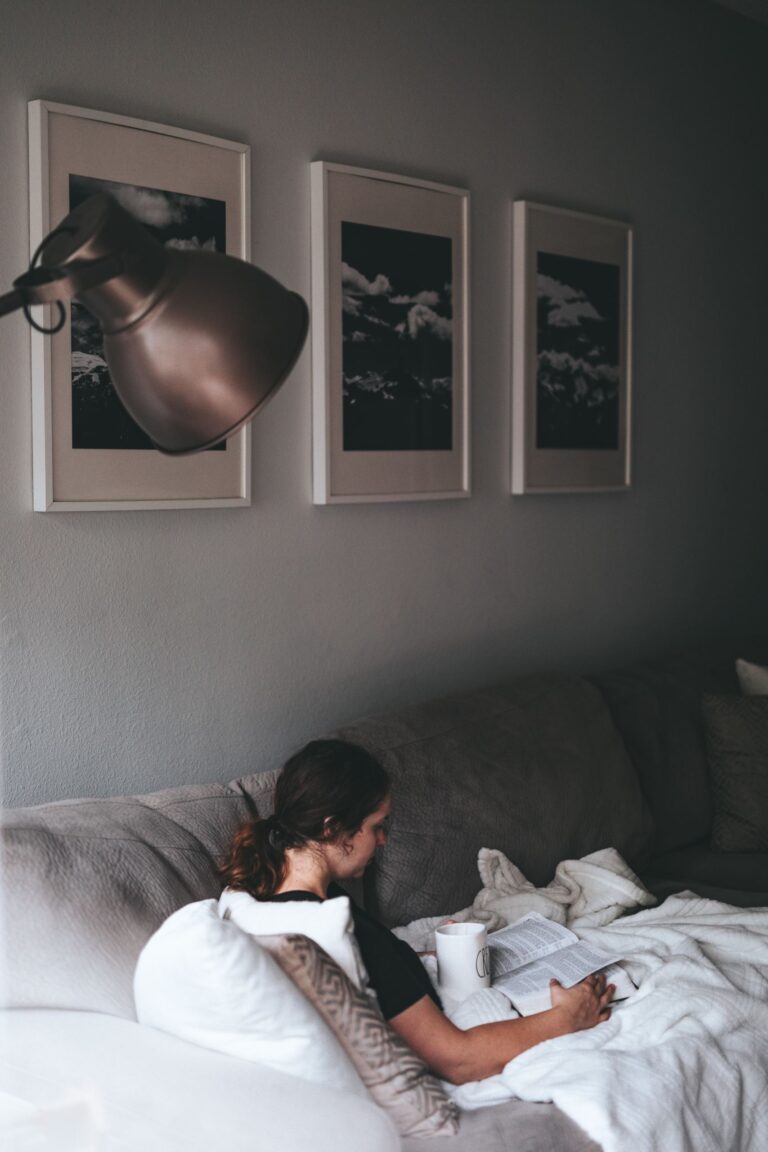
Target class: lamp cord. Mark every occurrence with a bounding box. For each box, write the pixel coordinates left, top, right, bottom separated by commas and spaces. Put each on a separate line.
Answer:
24, 225, 77, 334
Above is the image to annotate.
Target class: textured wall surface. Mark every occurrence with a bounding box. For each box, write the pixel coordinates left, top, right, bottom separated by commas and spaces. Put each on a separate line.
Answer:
0, 0, 766, 806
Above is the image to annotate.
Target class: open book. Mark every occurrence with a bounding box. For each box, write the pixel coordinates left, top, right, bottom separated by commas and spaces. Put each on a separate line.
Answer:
488, 911, 636, 1016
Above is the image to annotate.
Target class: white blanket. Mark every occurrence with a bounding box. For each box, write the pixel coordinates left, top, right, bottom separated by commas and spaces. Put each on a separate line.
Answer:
450, 894, 768, 1152
393, 845, 656, 951
395, 852, 768, 1151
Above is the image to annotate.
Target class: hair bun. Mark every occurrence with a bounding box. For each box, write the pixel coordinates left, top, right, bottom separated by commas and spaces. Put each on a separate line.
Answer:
264, 814, 305, 850
264, 814, 287, 849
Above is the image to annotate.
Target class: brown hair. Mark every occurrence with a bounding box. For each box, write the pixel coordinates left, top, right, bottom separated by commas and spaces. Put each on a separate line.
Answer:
219, 739, 389, 899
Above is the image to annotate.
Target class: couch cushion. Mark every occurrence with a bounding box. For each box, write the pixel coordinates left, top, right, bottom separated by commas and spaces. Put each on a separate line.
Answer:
133, 901, 364, 1093
737, 658, 768, 696
641, 841, 768, 906
220, 888, 368, 988
225, 766, 280, 817
260, 933, 458, 1138
703, 695, 768, 852
592, 654, 719, 854
1, 1009, 399, 1152
0, 779, 274, 1018
593, 646, 768, 856
334, 677, 653, 926
401, 1097, 600, 1152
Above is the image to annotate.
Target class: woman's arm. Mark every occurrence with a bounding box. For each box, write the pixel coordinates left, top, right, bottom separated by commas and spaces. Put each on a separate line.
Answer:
389, 973, 614, 1086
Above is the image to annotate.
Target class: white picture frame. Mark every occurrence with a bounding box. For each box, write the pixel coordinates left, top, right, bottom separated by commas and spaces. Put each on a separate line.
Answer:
28, 100, 251, 511
512, 200, 633, 495
311, 161, 470, 503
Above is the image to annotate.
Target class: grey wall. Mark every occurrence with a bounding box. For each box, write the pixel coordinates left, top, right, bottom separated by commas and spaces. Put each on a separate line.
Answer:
1, 0, 766, 807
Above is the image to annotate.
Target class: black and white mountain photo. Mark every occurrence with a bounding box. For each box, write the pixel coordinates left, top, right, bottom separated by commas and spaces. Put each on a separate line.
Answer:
69, 175, 226, 450
341, 221, 453, 452
536, 251, 620, 451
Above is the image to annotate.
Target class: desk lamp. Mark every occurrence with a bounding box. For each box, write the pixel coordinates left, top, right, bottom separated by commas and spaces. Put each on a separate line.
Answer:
0, 192, 308, 454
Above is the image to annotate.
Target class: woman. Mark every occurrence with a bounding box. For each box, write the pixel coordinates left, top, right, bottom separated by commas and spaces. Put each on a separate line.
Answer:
219, 738, 613, 1086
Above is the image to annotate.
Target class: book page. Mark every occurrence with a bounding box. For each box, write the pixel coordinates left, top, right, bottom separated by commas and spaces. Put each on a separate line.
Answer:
488, 912, 578, 975
503, 960, 637, 1017
507, 988, 554, 1017
493, 939, 622, 1002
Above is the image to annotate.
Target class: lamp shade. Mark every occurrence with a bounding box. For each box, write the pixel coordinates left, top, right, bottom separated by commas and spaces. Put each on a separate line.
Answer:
40, 193, 308, 454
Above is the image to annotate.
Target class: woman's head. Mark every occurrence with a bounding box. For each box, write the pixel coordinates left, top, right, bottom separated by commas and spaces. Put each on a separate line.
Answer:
219, 739, 390, 898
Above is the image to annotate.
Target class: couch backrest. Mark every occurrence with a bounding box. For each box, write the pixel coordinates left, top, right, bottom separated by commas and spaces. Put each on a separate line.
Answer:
334, 676, 654, 926
0, 772, 278, 1018
13, 649, 742, 1015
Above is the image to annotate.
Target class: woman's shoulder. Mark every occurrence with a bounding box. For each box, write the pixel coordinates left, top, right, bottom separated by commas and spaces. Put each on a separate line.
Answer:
269, 889, 325, 902
221, 885, 325, 905
327, 881, 354, 903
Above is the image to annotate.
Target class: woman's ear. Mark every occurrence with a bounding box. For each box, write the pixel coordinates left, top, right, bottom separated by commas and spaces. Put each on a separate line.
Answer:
322, 815, 342, 841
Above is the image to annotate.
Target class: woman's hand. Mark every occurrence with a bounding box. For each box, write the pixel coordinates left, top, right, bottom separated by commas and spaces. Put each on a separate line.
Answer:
549, 972, 614, 1032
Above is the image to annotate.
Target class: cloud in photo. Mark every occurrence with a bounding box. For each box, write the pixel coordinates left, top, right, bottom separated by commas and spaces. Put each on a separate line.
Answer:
166, 235, 217, 251
342, 261, 394, 316
538, 349, 619, 388
342, 263, 392, 296
537, 273, 603, 327
391, 289, 441, 307
82, 182, 209, 230
344, 371, 394, 395
109, 186, 188, 228
72, 350, 107, 380
396, 303, 452, 341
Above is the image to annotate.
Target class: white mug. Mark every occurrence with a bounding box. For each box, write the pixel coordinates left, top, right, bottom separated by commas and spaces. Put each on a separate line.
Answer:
435, 921, 491, 999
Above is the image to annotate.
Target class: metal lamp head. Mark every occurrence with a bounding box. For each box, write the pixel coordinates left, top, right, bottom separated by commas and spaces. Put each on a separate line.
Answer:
39, 193, 308, 454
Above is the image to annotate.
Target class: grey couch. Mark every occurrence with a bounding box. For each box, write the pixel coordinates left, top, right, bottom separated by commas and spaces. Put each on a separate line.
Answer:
594, 645, 768, 906
1, 646, 763, 1152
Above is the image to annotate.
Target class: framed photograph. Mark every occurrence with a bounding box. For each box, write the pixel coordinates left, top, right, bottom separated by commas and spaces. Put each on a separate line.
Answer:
311, 162, 469, 503
511, 201, 633, 494
28, 100, 251, 511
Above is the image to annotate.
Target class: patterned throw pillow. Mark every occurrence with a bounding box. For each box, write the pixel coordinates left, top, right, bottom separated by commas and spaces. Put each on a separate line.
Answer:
257, 933, 459, 1139
703, 695, 768, 852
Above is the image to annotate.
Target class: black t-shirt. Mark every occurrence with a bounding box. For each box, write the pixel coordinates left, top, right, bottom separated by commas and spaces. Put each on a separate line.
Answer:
268, 883, 442, 1020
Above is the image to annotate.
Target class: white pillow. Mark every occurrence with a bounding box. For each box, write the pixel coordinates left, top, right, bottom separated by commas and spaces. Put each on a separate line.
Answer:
133, 899, 365, 1095
736, 658, 768, 696
219, 889, 369, 990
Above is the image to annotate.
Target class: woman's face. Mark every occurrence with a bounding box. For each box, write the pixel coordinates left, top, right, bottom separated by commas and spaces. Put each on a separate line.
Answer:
327, 795, 391, 880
